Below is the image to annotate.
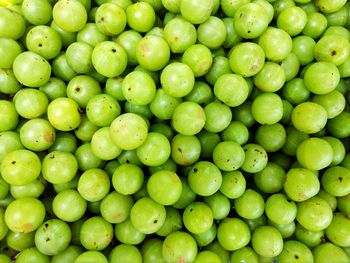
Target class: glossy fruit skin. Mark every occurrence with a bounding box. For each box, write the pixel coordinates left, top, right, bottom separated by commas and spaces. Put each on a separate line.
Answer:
291, 102, 328, 134
74, 251, 108, 263
265, 193, 297, 225
327, 111, 350, 138
91, 127, 122, 161
234, 189, 265, 220
241, 144, 268, 173
312, 90, 346, 120
136, 35, 170, 71
180, 0, 213, 24
203, 192, 230, 221
277, 240, 314, 263
6, 230, 35, 252
220, 170, 246, 199
251, 92, 284, 125
4, 197, 46, 233
188, 161, 222, 197
1, 148, 41, 186
47, 97, 82, 131
51, 245, 83, 263
20, 118, 56, 152
77, 168, 110, 202
295, 223, 325, 248
214, 73, 250, 108
313, 242, 349, 263
92, 41, 128, 78
254, 162, 286, 194
321, 166, 350, 197
325, 212, 350, 247
171, 178, 195, 210
277, 6, 307, 36
197, 16, 227, 49
52, 0, 87, 33
230, 246, 259, 263
171, 134, 201, 166
108, 244, 142, 263
253, 61, 286, 92
164, 17, 197, 54
315, 0, 347, 13
258, 26, 292, 61
302, 12, 328, 38
0, 100, 19, 133
80, 216, 113, 250
52, 189, 87, 222
183, 201, 213, 234
3, 0, 350, 260
15, 247, 50, 263
161, 62, 194, 98
130, 197, 166, 234
296, 137, 333, 171
34, 219, 72, 256
110, 113, 148, 150
162, 231, 198, 263
212, 141, 245, 171
255, 123, 287, 152
217, 218, 251, 251
303, 61, 340, 95
95, 3, 126, 36
172, 102, 206, 136
147, 170, 182, 205
65, 42, 93, 74
234, 3, 269, 39
251, 226, 283, 258
229, 42, 265, 77
42, 151, 78, 184
126, 2, 155, 33
13, 51, 51, 88
292, 36, 315, 67
314, 34, 350, 66
284, 168, 320, 202
156, 206, 182, 237
0, 7, 26, 39
14, 89, 49, 119
114, 218, 146, 245
182, 44, 213, 77
296, 196, 333, 232
86, 94, 121, 127
26, 25, 62, 60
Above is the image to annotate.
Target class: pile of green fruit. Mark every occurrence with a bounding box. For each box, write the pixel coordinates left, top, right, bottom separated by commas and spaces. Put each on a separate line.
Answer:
0, 0, 350, 262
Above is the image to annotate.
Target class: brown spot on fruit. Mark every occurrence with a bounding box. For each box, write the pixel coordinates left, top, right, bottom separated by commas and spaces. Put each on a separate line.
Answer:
44, 132, 55, 143
250, 64, 258, 72
21, 223, 33, 232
